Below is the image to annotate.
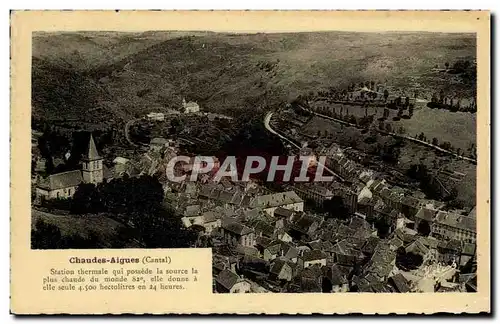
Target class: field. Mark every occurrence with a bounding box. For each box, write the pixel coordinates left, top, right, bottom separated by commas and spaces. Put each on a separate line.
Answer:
393, 107, 476, 151
310, 100, 476, 152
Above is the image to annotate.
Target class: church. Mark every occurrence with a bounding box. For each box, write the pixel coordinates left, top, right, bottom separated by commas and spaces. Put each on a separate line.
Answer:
35, 134, 104, 201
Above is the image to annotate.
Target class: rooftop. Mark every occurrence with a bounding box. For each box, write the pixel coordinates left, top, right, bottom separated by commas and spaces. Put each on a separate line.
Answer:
250, 191, 303, 209
435, 211, 476, 232
38, 170, 83, 191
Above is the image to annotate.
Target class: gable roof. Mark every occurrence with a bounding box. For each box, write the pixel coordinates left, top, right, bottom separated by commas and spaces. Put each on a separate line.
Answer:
303, 249, 327, 262
270, 259, 290, 275
435, 211, 476, 232
389, 273, 411, 293
324, 265, 348, 286
183, 204, 201, 217
215, 269, 239, 291
250, 191, 303, 209
38, 170, 83, 191
202, 211, 221, 223
414, 208, 437, 221
274, 207, 294, 219
222, 221, 254, 236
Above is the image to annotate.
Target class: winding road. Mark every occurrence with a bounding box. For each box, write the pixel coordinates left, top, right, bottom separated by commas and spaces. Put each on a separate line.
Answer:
124, 118, 141, 147
264, 111, 345, 182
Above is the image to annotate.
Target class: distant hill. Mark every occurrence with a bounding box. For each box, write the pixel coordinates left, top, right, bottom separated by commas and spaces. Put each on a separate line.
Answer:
32, 31, 476, 125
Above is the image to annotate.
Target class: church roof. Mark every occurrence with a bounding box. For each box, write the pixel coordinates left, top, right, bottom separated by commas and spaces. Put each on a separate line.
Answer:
85, 134, 101, 161
38, 170, 83, 191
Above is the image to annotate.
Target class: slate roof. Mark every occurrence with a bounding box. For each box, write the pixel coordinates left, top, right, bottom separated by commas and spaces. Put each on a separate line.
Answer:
252, 221, 275, 238
435, 211, 476, 232
414, 208, 437, 221
401, 196, 419, 208
307, 240, 322, 251
323, 265, 348, 286
274, 207, 294, 219
303, 249, 327, 262
184, 204, 201, 217
250, 191, 303, 209
38, 170, 83, 190
389, 273, 411, 293
222, 221, 254, 236
255, 236, 272, 248
218, 191, 234, 204
203, 211, 220, 223
281, 243, 299, 260
215, 269, 239, 291
405, 238, 430, 256
270, 259, 289, 275
362, 237, 381, 255
438, 239, 462, 252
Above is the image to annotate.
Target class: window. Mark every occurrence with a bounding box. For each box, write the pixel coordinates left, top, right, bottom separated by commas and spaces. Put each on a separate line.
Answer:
68, 188, 71, 196
56, 192, 60, 199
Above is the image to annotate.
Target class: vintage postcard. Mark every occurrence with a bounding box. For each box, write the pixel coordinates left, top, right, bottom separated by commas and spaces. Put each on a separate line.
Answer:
10, 10, 490, 314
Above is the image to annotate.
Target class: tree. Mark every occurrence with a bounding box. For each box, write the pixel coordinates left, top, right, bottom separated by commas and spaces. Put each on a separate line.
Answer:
385, 123, 392, 133
383, 89, 389, 101
31, 218, 101, 249
31, 219, 62, 249
417, 220, 431, 236
445, 62, 450, 69
439, 90, 445, 104
432, 137, 439, 146
374, 216, 391, 239
441, 141, 452, 151
383, 108, 390, 119
71, 183, 101, 214
324, 196, 349, 220
396, 247, 423, 271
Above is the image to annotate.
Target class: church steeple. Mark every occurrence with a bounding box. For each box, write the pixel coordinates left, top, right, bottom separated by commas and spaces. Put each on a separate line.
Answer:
85, 134, 101, 161
82, 133, 103, 185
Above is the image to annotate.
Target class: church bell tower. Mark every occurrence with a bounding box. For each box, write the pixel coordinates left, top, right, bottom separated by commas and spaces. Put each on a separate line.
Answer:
82, 133, 103, 185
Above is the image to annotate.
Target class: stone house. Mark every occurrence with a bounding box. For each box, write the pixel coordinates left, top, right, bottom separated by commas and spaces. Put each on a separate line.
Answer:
221, 221, 256, 247
269, 259, 294, 282
214, 269, 251, 293
303, 249, 327, 268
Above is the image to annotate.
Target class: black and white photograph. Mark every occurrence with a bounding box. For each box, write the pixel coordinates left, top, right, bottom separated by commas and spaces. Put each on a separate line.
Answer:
31, 30, 477, 294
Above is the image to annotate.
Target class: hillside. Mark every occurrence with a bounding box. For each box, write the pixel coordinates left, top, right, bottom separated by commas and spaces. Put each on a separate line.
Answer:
32, 31, 476, 124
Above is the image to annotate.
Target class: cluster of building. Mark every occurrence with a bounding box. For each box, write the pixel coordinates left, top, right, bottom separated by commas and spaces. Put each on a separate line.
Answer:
205, 143, 476, 293
32, 113, 477, 294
